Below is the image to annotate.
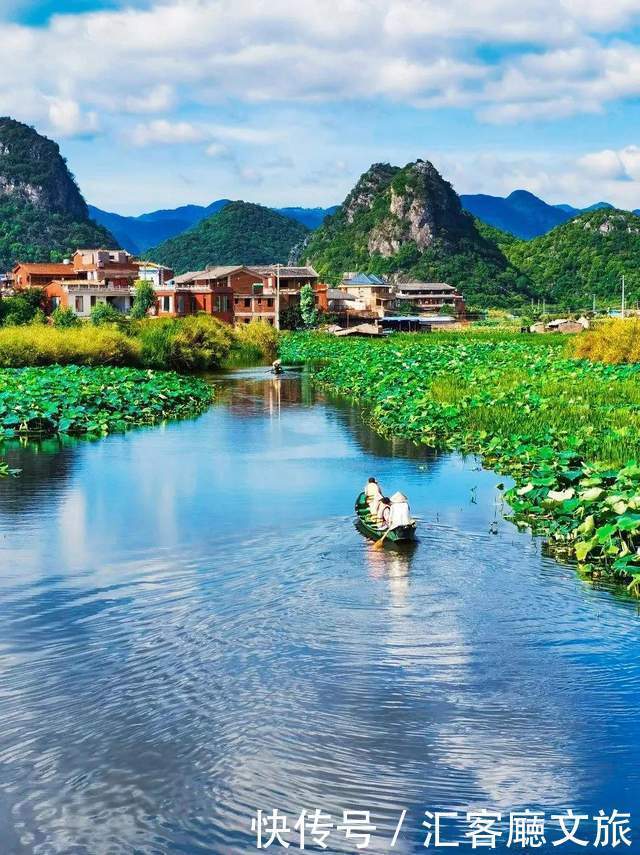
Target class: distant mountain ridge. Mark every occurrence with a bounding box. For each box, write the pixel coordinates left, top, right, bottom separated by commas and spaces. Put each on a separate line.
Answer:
462, 192, 631, 239
94, 187, 634, 255
461, 190, 569, 239
89, 201, 338, 254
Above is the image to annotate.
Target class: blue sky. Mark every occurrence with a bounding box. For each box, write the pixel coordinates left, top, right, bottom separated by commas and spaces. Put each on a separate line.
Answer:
3, 0, 640, 214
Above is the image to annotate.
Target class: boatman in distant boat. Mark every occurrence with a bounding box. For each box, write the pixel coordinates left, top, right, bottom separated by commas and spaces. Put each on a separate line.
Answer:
364, 477, 383, 515
388, 492, 412, 529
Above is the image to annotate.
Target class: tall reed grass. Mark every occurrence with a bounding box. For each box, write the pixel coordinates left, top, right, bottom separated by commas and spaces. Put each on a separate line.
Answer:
0, 325, 140, 367
0, 316, 280, 371
571, 318, 640, 363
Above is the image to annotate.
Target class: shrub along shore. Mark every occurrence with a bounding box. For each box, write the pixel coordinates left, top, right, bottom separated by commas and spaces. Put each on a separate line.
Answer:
280, 327, 640, 592
0, 315, 278, 371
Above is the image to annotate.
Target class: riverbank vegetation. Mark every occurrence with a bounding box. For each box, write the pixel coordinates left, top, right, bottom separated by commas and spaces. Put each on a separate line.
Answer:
0, 316, 278, 371
0, 365, 214, 438
280, 331, 640, 590
571, 318, 640, 364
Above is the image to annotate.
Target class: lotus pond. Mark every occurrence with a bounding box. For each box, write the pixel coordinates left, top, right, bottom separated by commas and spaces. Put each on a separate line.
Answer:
0, 365, 214, 439
280, 332, 640, 588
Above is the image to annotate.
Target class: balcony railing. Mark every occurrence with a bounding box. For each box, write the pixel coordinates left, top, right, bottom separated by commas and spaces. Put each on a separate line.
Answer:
66, 283, 135, 293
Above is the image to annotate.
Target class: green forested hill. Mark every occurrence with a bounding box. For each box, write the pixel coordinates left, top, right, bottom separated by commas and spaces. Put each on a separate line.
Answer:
504, 209, 640, 304
303, 160, 533, 307
0, 198, 117, 271
147, 201, 309, 273
0, 117, 117, 270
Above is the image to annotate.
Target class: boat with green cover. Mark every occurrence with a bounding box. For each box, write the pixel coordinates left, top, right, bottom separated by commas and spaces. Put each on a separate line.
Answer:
354, 492, 417, 543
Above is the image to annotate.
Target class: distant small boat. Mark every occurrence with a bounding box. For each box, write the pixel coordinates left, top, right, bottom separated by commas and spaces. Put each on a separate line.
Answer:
354, 492, 417, 543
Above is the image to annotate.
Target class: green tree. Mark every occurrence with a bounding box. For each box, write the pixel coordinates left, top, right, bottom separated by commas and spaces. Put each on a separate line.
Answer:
0, 293, 42, 326
91, 302, 125, 326
299, 284, 318, 328
130, 279, 156, 319
52, 306, 79, 327
280, 303, 303, 330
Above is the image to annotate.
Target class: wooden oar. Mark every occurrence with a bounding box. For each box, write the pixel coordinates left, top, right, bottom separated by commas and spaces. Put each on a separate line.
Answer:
373, 527, 392, 550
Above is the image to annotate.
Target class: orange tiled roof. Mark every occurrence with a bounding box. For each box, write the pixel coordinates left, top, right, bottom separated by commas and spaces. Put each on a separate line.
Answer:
13, 263, 76, 274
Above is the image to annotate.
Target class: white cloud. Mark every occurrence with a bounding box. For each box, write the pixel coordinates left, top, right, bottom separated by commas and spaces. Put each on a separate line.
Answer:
129, 119, 206, 146
47, 98, 99, 137
433, 146, 640, 210
1, 0, 640, 139
124, 84, 175, 114
204, 142, 230, 159
577, 149, 630, 181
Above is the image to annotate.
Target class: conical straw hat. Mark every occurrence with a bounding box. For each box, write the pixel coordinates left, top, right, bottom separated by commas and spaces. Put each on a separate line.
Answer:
390, 491, 407, 503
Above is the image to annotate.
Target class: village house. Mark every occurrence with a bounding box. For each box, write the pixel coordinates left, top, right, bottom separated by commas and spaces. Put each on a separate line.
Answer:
339, 273, 395, 318
156, 264, 322, 325
11, 249, 142, 316
134, 260, 173, 288
394, 282, 466, 316
232, 265, 320, 324
11, 261, 81, 291
9, 251, 323, 324
10, 249, 176, 317
72, 249, 139, 286
50, 250, 140, 316
155, 266, 238, 323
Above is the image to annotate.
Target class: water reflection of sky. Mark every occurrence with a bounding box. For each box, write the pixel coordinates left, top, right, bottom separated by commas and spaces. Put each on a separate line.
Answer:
0, 370, 639, 853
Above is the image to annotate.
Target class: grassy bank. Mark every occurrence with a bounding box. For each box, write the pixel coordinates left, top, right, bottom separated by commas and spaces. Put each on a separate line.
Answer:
0, 317, 278, 371
0, 365, 214, 438
280, 331, 640, 589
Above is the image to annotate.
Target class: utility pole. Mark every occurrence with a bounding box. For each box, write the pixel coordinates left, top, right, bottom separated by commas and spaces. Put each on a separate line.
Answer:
592, 294, 596, 314
274, 262, 281, 331
621, 274, 626, 319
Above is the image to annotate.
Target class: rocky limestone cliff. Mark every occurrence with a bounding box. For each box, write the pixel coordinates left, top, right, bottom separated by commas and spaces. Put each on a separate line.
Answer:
303, 158, 530, 306
0, 117, 88, 218
341, 162, 399, 224
367, 160, 467, 256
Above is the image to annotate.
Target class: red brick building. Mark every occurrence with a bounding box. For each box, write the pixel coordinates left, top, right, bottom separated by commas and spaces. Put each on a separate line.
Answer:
158, 264, 321, 326
12, 249, 144, 317
232, 265, 320, 324
12, 262, 82, 291
155, 266, 246, 323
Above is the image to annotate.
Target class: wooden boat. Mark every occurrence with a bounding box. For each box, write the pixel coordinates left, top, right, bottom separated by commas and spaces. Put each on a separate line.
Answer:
354, 492, 417, 543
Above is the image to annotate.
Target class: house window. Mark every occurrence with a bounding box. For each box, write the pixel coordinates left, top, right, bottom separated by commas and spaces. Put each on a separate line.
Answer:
162, 296, 171, 312
244, 298, 251, 308
50, 296, 60, 310
243, 317, 250, 324
90, 295, 97, 307
267, 298, 273, 307
75, 296, 84, 313
252, 283, 263, 295
177, 296, 185, 314
215, 295, 229, 312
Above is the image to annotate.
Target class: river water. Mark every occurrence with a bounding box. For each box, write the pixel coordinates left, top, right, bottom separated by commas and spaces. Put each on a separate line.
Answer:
0, 368, 639, 854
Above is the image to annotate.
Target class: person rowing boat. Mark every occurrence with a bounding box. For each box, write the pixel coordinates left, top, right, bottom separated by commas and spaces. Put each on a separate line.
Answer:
354, 487, 417, 544
364, 476, 383, 515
